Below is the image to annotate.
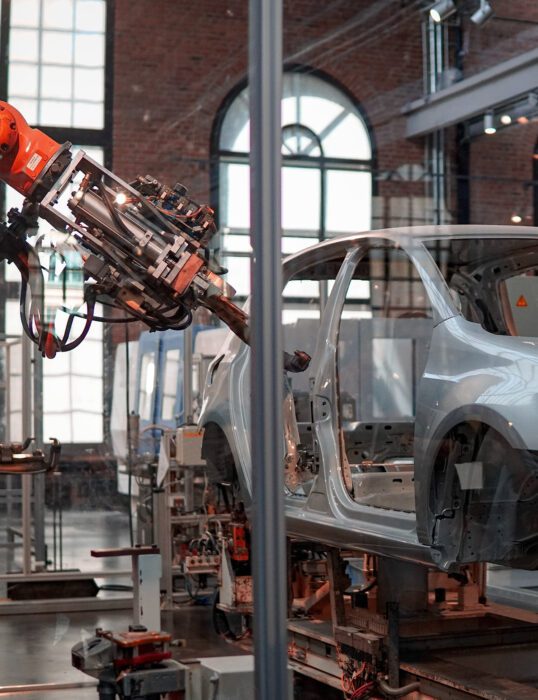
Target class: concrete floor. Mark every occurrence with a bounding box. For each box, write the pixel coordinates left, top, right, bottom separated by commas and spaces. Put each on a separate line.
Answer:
0, 606, 246, 697
0, 508, 245, 697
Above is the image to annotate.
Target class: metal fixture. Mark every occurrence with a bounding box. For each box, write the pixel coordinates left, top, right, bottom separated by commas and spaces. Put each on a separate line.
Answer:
249, 0, 289, 698
484, 110, 496, 134
429, 0, 456, 23
471, 0, 494, 26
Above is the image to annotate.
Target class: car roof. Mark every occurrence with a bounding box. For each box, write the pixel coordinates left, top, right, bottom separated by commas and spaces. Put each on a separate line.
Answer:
283, 224, 538, 268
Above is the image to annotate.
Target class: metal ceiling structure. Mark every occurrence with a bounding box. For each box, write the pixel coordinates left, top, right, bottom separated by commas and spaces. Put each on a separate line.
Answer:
404, 47, 538, 136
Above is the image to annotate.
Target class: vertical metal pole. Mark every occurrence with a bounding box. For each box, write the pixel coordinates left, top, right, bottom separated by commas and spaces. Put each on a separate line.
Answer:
33, 348, 46, 568
5, 342, 13, 535
153, 487, 173, 609
21, 333, 33, 575
183, 325, 193, 424
387, 601, 400, 688
249, 2, 287, 699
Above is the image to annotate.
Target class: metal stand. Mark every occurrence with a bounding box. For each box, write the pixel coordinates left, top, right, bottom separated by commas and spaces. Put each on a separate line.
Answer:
73, 545, 185, 699
91, 545, 162, 632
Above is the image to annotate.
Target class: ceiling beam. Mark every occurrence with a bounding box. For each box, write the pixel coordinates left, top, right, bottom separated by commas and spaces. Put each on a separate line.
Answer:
403, 47, 538, 137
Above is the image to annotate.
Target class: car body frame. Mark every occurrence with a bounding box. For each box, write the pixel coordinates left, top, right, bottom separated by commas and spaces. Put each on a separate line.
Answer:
200, 225, 538, 570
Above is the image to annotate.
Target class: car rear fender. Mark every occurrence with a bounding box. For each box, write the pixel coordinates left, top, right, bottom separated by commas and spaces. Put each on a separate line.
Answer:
415, 405, 526, 545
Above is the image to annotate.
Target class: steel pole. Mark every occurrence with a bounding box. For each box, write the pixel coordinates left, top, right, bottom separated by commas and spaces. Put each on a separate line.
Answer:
249, 1, 287, 699
21, 333, 33, 575
183, 325, 193, 424
33, 345, 46, 568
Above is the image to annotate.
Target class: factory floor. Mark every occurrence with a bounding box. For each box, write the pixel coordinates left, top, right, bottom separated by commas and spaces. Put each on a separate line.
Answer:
0, 508, 246, 698
0, 606, 246, 698
1, 508, 538, 698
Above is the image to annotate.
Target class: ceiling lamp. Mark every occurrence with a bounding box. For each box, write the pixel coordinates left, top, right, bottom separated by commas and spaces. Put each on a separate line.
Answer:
429, 0, 457, 23
500, 114, 512, 125
471, 0, 494, 25
484, 111, 496, 134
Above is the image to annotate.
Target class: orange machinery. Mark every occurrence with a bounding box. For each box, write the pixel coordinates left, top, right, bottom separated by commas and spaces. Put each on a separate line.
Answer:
0, 100, 309, 370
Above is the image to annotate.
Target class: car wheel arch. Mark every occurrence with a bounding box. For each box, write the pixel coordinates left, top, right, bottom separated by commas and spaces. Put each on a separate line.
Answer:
424, 418, 535, 565
417, 408, 524, 547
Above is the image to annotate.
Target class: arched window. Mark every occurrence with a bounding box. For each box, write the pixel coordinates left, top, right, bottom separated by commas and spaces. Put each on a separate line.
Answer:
214, 71, 374, 297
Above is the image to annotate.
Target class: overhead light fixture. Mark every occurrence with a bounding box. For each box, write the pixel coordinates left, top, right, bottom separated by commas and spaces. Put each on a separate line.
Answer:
471, 0, 494, 26
484, 111, 496, 134
429, 0, 456, 23
510, 213, 522, 224
500, 114, 512, 125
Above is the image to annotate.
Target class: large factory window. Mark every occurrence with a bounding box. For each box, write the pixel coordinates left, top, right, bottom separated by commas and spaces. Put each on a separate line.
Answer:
7, 0, 106, 128
216, 70, 373, 299
0, 0, 110, 445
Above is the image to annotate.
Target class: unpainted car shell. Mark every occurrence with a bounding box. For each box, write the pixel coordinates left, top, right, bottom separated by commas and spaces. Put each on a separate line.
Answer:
200, 225, 538, 570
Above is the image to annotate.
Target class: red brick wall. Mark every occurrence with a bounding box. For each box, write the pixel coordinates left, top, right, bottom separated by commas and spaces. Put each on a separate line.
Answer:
111, 0, 538, 242
111, 0, 425, 203
463, 0, 538, 77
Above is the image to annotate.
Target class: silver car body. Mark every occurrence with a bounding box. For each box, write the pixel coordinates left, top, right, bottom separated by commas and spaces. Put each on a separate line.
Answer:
199, 225, 538, 570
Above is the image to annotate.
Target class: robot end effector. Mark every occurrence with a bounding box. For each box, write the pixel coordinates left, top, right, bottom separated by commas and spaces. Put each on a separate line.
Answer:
0, 101, 310, 372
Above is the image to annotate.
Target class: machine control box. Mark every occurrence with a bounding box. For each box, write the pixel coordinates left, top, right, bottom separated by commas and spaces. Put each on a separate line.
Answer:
174, 427, 206, 466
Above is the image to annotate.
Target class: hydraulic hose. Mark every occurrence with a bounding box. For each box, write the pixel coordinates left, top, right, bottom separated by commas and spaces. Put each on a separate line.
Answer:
377, 678, 420, 697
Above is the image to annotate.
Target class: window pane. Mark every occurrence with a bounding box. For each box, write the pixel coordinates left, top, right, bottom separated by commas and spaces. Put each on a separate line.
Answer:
43, 0, 75, 29
220, 163, 249, 230
5, 300, 22, 336
42, 30, 73, 64
326, 170, 371, 234
322, 112, 372, 160
74, 33, 105, 67
282, 166, 320, 233
221, 256, 250, 296
10, 0, 40, 27
162, 349, 181, 421
139, 354, 156, 422
222, 234, 251, 254
283, 279, 320, 299
40, 99, 72, 126
9, 1, 106, 129
41, 65, 73, 99
74, 67, 104, 101
8, 64, 39, 97
6, 97, 38, 123
283, 74, 372, 159
281, 237, 319, 255
76, 0, 106, 32
42, 319, 103, 443
220, 91, 249, 151
9, 29, 39, 62
73, 101, 104, 128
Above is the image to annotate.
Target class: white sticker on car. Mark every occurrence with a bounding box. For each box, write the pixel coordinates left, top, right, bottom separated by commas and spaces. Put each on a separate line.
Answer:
455, 461, 484, 490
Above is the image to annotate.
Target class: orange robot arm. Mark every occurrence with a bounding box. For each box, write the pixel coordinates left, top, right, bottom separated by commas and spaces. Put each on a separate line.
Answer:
0, 101, 67, 197
0, 100, 310, 371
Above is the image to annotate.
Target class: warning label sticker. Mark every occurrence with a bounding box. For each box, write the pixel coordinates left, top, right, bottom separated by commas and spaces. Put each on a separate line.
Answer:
26, 153, 42, 172
516, 295, 528, 308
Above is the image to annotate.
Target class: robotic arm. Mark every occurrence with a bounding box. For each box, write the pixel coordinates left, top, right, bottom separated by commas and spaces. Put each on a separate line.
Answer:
0, 101, 309, 371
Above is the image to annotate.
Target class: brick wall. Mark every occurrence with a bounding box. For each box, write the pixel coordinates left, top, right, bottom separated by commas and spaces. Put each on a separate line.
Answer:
111, 0, 537, 232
